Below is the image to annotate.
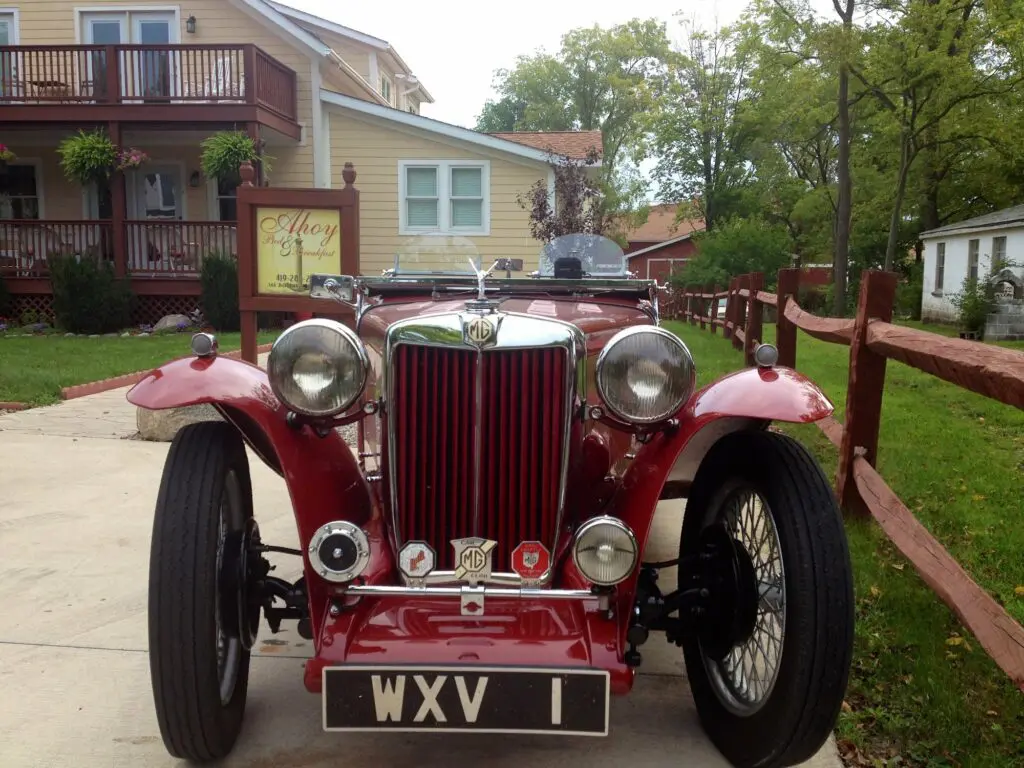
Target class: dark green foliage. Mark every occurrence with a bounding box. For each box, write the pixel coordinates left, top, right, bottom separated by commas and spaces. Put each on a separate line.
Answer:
200, 252, 240, 331
57, 129, 118, 185
200, 132, 272, 182
949, 275, 996, 335
895, 262, 924, 321
48, 255, 132, 333
672, 216, 792, 290
0, 272, 10, 318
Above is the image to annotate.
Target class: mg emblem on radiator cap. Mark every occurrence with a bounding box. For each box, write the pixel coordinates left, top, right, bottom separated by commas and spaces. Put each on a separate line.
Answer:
465, 316, 496, 346
452, 537, 497, 584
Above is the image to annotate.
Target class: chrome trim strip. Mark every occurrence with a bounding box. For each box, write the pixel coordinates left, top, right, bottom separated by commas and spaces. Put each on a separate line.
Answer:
340, 584, 596, 600
383, 310, 586, 585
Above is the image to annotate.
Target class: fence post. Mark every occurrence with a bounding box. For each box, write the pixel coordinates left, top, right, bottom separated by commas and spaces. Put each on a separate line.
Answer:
776, 268, 800, 368
709, 284, 718, 334
723, 278, 735, 340
744, 272, 765, 367
688, 288, 697, 325
835, 270, 898, 516
732, 275, 746, 350
698, 284, 707, 330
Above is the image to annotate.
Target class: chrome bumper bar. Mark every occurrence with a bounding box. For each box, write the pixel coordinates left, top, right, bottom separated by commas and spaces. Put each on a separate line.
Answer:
338, 584, 602, 615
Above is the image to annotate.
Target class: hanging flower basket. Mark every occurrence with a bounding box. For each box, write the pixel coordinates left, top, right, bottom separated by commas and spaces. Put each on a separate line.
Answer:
58, 129, 119, 186
116, 147, 150, 172
200, 131, 273, 183
0, 144, 15, 163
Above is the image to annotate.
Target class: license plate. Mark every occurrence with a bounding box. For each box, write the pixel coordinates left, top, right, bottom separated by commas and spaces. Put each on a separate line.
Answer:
322, 665, 609, 736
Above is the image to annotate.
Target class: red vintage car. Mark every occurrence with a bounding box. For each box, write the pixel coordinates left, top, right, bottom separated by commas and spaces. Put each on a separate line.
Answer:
128, 234, 854, 768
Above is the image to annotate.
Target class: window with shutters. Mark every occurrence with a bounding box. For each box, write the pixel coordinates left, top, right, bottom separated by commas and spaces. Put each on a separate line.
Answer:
399, 160, 490, 235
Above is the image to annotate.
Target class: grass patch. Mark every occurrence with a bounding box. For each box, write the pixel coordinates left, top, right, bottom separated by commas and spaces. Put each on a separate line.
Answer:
898, 319, 1024, 351
0, 331, 280, 406
666, 320, 1024, 766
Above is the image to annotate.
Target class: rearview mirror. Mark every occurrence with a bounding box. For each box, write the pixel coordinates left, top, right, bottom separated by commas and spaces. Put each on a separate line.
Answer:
309, 274, 356, 304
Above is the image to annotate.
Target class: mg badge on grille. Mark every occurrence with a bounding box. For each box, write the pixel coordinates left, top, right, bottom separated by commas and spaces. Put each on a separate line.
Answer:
465, 316, 496, 346
451, 537, 497, 585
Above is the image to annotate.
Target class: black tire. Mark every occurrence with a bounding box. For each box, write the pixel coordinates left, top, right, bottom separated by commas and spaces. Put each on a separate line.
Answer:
679, 430, 854, 768
149, 421, 254, 762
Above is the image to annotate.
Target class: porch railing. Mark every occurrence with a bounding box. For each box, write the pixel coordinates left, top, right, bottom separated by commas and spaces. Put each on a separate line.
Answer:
0, 220, 114, 277
0, 220, 235, 278
125, 220, 237, 275
0, 44, 297, 120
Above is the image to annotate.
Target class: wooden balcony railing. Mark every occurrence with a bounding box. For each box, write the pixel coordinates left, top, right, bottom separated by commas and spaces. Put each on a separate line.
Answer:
0, 220, 236, 278
125, 220, 237, 275
0, 44, 297, 120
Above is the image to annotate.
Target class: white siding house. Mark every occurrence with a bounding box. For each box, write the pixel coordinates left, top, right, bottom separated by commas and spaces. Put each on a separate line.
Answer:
920, 205, 1024, 322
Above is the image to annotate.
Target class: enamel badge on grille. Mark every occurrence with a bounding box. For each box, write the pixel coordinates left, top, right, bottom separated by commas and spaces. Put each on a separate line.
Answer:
398, 541, 436, 580
451, 537, 497, 584
465, 316, 496, 346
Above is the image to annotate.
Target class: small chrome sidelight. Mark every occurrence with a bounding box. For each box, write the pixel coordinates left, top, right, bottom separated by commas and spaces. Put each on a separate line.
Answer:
190, 332, 217, 358
754, 343, 779, 368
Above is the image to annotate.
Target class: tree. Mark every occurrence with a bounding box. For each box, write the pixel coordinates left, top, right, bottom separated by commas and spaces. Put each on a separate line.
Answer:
475, 19, 672, 181
674, 216, 794, 289
516, 149, 613, 243
649, 19, 754, 230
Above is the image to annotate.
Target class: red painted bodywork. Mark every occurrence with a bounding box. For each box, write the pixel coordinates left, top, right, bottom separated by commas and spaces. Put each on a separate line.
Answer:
129, 294, 833, 698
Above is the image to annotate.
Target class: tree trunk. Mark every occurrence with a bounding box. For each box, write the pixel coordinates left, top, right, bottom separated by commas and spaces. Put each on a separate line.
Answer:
884, 132, 913, 271
833, 61, 852, 316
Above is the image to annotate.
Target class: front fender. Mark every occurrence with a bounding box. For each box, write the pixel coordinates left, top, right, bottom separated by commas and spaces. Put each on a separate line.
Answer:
127, 355, 380, 637
604, 366, 833, 646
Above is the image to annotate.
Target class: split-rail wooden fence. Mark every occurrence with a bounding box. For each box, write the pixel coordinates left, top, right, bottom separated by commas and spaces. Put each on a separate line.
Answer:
666, 269, 1024, 691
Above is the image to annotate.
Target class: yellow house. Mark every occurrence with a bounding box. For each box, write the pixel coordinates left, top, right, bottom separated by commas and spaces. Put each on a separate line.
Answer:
0, 0, 601, 320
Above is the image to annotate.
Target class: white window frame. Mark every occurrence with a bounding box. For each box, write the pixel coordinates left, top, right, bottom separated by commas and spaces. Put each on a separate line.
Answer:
992, 235, 1007, 269
75, 7, 181, 44
935, 242, 946, 293
0, 8, 20, 44
206, 177, 238, 221
0, 158, 44, 219
379, 73, 393, 105
967, 238, 980, 281
398, 160, 490, 236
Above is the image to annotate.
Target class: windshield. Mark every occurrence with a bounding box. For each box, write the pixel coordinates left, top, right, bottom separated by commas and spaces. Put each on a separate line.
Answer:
389, 233, 628, 278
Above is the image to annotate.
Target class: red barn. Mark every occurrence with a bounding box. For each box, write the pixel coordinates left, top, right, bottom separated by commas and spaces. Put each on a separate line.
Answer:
621, 203, 704, 282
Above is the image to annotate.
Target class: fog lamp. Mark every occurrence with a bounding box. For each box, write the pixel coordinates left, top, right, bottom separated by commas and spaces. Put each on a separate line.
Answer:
572, 516, 639, 586
307, 521, 370, 583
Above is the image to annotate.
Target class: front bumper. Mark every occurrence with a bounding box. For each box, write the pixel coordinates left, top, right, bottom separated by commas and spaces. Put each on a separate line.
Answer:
303, 595, 634, 695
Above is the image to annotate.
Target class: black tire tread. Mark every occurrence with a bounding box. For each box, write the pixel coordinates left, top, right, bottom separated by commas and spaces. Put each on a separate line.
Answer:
680, 429, 854, 768
149, 421, 252, 762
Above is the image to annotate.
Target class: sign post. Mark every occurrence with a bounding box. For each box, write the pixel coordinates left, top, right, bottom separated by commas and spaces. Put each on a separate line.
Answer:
235, 161, 360, 363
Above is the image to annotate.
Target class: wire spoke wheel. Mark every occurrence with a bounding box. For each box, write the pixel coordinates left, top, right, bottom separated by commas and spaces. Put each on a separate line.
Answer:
702, 487, 786, 717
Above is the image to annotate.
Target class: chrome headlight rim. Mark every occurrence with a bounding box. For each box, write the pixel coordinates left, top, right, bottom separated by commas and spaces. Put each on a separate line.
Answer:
268, 318, 369, 417
307, 520, 371, 583
571, 515, 639, 587
594, 325, 696, 425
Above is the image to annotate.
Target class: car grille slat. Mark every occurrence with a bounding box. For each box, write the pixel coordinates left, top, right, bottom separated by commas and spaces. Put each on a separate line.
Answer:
391, 344, 567, 574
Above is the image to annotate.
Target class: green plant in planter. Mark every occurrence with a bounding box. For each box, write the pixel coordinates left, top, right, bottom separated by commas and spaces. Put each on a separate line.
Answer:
57, 129, 119, 185
949, 274, 996, 338
200, 131, 274, 184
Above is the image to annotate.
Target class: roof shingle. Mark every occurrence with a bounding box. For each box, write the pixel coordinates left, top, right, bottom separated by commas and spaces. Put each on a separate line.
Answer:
488, 131, 603, 160
623, 203, 705, 243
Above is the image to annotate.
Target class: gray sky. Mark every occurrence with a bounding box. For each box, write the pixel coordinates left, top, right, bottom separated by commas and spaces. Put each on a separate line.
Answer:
288, 0, 762, 128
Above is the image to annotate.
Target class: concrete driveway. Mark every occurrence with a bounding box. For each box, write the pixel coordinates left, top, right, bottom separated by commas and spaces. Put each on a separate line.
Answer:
0, 386, 840, 768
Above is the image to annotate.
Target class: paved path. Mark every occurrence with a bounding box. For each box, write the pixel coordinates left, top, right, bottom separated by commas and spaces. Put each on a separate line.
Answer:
0, 378, 840, 768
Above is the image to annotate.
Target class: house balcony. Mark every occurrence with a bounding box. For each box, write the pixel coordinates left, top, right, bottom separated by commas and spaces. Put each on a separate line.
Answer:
0, 219, 237, 296
0, 44, 299, 138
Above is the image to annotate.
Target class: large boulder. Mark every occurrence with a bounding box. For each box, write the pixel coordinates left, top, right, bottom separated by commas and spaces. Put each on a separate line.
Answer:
153, 313, 191, 333
136, 404, 223, 442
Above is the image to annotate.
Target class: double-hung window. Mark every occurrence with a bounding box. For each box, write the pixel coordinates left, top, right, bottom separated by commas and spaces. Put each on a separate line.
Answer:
967, 238, 980, 281
992, 235, 1007, 270
399, 161, 489, 235
935, 242, 945, 292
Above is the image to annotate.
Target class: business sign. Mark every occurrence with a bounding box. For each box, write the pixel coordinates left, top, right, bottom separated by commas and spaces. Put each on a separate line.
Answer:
255, 207, 342, 294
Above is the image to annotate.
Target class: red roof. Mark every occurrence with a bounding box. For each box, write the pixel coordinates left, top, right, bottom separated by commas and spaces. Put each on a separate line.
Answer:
488, 131, 603, 160
624, 203, 704, 243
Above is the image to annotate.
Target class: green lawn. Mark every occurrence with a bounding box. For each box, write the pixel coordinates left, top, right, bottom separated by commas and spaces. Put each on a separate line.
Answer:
0, 331, 280, 406
665, 320, 1024, 766
898, 319, 1024, 352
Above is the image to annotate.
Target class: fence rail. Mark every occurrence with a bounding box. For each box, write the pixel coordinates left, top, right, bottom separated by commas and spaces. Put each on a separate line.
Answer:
670, 269, 1024, 691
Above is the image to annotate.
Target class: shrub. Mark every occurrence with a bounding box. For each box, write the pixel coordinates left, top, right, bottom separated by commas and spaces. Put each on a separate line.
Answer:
200, 252, 240, 331
48, 255, 133, 333
0, 272, 10, 317
895, 261, 924, 320
949, 274, 995, 336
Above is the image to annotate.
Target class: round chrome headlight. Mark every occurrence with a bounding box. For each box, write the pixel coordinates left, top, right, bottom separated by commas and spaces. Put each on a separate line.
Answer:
572, 516, 639, 586
595, 327, 695, 424
267, 319, 368, 417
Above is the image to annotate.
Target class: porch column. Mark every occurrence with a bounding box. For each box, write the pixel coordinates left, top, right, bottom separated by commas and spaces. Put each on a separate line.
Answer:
109, 121, 127, 278
246, 122, 262, 187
